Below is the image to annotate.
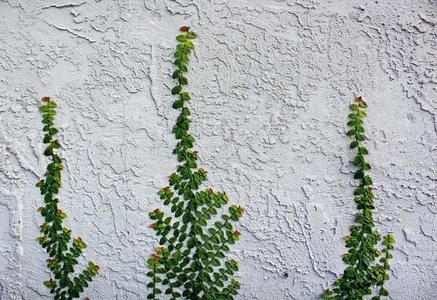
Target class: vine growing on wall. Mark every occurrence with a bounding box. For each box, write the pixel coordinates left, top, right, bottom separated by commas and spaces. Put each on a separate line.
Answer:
146, 27, 244, 300
322, 97, 395, 300
36, 96, 99, 300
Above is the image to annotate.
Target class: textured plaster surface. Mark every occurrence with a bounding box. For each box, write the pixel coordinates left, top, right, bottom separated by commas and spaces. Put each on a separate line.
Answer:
0, 0, 436, 299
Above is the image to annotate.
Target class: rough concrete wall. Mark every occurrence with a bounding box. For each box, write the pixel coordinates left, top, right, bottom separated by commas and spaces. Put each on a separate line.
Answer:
0, 0, 436, 299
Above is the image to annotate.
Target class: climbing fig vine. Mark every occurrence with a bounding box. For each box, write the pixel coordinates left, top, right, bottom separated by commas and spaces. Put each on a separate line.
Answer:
322, 97, 395, 300
36, 96, 99, 299
146, 27, 244, 300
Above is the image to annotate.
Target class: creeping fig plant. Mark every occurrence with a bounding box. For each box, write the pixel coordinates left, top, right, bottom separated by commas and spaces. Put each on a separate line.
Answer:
36, 97, 99, 300
146, 27, 243, 300
322, 98, 395, 300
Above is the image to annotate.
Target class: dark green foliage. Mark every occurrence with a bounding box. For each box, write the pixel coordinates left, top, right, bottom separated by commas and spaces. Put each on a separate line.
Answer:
322, 98, 395, 300
36, 96, 99, 300
146, 27, 243, 300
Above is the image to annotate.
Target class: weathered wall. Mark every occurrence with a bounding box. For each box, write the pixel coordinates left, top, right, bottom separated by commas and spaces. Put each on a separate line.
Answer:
0, 0, 436, 299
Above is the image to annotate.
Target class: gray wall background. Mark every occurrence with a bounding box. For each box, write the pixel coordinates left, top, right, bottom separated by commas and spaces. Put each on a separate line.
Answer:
0, 0, 436, 299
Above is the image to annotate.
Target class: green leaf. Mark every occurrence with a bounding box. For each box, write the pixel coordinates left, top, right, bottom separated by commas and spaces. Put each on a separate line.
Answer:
39, 105, 49, 112
49, 128, 58, 135
176, 34, 187, 42
179, 76, 188, 85
184, 41, 195, 49
172, 86, 182, 95
356, 125, 365, 133
42, 116, 53, 124
44, 147, 53, 156
363, 176, 373, 185
182, 213, 191, 224
43, 135, 51, 143
357, 110, 367, 118
350, 141, 359, 149
211, 258, 220, 267
356, 133, 366, 141
47, 101, 57, 108
173, 100, 183, 109
350, 104, 359, 111
187, 32, 197, 39
385, 234, 396, 244
172, 70, 180, 79
52, 140, 61, 149
187, 238, 196, 248
180, 92, 190, 101
70, 287, 80, 297
60, 276, 68, 288
354, 187, 365, 195
354, 169, 364, 179
363, 162, 371, 171
354, 154, 364, 165
358, 146, 368, 155
347, 129, 356, 136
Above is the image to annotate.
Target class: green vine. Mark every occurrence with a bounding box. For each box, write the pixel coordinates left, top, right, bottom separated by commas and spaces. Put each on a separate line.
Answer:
146, 27, 243, 300
36, 96, 99, 300
322, 97, 395, 300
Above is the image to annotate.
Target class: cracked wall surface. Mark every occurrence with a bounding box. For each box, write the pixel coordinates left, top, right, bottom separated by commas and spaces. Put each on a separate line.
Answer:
0, 0, 436, 299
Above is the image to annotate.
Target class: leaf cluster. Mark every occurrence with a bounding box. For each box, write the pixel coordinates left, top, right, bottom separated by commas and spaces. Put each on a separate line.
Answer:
146, 28, 243, 300
322, 98, 395, 300
36, 97, 99, 300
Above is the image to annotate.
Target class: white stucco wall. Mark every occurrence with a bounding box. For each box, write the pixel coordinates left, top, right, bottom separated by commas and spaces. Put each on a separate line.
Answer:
0, 0, 436, 299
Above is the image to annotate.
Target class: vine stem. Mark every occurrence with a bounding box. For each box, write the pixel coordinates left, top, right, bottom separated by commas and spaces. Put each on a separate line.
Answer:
200, 218, 230, 248
203, 235, 232, 270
